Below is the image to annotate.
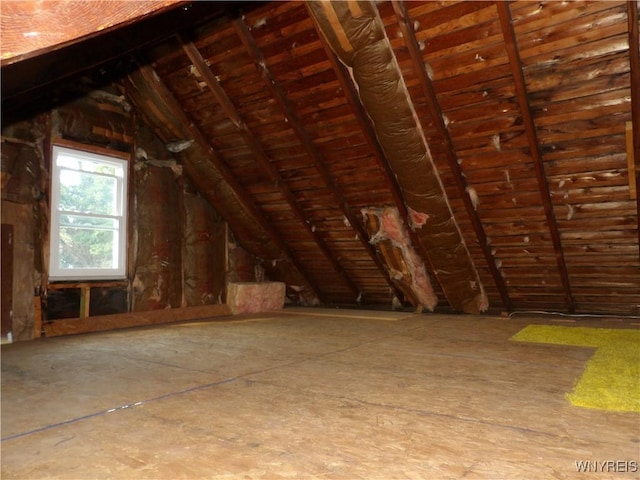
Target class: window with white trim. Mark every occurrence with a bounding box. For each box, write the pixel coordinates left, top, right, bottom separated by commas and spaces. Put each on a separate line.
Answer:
49, 145, 128, 280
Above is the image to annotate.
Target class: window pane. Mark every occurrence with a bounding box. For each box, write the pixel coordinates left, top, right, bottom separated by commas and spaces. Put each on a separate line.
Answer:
57, 155, 118, 177
50, 145, 128, 280
59, 214, 118, 229
80, 159, 117, 176
59, 170, 117, 215
58, 226, 118, 269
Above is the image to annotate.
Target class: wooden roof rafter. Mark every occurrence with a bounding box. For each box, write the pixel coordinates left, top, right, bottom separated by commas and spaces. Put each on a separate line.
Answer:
496, 1, 575, 313
231, 16, 408, 304
180, 37, 362, 300
628, 0, 640, 257
392, 0, 513, 313
127, 62, 326, 303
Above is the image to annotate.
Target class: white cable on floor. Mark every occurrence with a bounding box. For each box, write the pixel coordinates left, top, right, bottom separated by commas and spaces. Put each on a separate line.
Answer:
508, 310, 640, 320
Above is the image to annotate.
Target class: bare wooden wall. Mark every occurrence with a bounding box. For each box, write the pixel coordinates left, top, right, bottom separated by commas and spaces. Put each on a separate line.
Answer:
1, 81, 229, 339
1, 116, 47, 340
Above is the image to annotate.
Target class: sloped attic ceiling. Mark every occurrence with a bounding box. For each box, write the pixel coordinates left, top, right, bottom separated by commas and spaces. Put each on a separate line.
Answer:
3, 1, 640, 315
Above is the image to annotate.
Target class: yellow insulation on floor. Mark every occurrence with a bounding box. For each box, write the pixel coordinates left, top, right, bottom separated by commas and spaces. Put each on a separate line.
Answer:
512, 325, 640, 413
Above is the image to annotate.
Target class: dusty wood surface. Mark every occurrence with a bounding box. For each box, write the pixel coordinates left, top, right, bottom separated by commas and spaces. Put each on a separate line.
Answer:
42, 304, 232, 337
0, 203, 35, 341
2, 309, 638, 479
1, 224, 14, 338
32, 296, 41, 338
0, 1, 183, 64
47, 281, 129, 290
497, 1, 573, 313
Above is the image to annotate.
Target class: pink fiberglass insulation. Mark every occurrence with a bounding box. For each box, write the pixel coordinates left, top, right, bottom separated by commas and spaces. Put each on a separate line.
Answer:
408, 207, 429, 229
363, 207, 438, 312
227, 282, 286, 314
133, 165, 182, 311
183, 185, 225, 306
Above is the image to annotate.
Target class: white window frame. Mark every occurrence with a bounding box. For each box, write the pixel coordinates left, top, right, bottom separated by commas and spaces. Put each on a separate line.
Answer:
49, 144, 128, 281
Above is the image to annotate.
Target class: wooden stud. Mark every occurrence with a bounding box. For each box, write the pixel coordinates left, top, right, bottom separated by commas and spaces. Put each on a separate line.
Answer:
41, 112, 53, 295
392, 0, 513, 313
33, 295, 42, 338
125, 64, 326, 303
1, 224, 14, 339
80, 286, 91, 319
127, 112, 138, 309
177, 175, 187, 308
627, 122, 636, 201
628, 0, 640, 256
496, 1, 575, 313
231, 17, 408, 305
180, 38, 361, 300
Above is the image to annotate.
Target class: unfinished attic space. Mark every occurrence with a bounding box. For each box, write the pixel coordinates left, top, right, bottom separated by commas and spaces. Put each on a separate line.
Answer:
1, 1, 639, 478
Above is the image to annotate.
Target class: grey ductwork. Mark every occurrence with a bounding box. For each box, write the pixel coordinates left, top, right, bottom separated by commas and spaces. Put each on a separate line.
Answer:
308, 0, 487, 313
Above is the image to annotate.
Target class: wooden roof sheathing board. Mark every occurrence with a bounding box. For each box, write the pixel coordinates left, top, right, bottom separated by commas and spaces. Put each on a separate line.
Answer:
2, 0, 639, 315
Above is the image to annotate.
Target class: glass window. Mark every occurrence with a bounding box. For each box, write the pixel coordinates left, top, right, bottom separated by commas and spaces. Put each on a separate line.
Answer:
49, 145, 128, 280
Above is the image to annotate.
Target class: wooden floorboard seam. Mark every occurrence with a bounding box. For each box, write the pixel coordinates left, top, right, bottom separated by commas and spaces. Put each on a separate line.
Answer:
2, 319, 433, 444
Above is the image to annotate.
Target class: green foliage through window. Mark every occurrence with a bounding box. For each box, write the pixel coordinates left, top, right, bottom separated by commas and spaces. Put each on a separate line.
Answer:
50, 146, 128, 280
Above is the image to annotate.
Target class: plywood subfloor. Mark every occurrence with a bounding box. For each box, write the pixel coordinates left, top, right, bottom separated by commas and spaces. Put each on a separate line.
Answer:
2, 308, 639, 479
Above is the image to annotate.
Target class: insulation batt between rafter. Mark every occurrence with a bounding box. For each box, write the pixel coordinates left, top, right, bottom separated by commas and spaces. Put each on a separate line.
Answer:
363, 207, 438, 312
408, 207, 429, 229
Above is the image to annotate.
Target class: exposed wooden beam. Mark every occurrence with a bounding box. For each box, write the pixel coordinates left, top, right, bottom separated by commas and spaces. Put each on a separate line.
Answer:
628, 0, 640, 257
496, 1, 574, 312
129, 63, 326, 303
392, 0, 512, 313
232, 16, 408, 305
180, 38, 361, 300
